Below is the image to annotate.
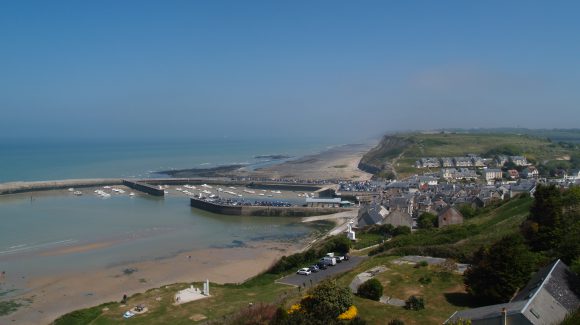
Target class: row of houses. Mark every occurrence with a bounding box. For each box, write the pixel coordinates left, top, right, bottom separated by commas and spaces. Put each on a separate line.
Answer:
497, 155, 530, 167
357, 200, 464, 229
355, 179, 539, 229
484, 166, 539, 181
416, 156, 486, 168
416, 155, 531, 169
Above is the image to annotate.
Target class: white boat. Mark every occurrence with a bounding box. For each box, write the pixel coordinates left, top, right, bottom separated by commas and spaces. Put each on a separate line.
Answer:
201, 184, 213, 189
73, 191, 83, 196
68, 188, 75, 192
129, 192, 135, 197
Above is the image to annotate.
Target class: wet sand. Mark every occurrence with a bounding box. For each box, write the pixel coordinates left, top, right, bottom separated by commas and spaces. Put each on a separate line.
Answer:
237, 143, 374, 180
0, 241, 297, 325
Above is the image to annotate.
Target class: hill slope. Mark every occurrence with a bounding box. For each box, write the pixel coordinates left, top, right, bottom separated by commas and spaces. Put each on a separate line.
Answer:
360, 131, 580, 179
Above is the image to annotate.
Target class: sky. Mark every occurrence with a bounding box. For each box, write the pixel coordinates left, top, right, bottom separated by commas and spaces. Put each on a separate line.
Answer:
1, 1, 579, 141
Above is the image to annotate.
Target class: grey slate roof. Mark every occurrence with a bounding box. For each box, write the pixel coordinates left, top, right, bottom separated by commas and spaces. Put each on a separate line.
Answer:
446, 259, 580, 324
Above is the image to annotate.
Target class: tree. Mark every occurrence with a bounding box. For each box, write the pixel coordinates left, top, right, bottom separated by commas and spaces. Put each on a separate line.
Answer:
393, 226, 411, 236
418, 212, 437, 229
405, 296, 425, 310
571, 257, 580, 276
458, 204, 477, 219
328, 236, 352, 255
300, 280, 353, 320
357, 278, 383, 301
521, 184, 563, 251
464, 234, 536, 304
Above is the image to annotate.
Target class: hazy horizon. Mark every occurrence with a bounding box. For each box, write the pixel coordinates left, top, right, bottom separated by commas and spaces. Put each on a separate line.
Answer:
1, 1, 579, 140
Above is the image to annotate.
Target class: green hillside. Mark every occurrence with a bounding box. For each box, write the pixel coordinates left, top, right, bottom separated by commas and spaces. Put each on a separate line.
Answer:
369, 196, 533, 262
359, 131, 580, 179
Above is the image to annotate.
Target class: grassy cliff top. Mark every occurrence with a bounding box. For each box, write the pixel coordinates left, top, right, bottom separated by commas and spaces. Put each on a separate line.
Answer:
359, 131, 580, 179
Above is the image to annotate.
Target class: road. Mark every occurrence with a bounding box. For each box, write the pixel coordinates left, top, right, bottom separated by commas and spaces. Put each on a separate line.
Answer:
277, 256, 365, 287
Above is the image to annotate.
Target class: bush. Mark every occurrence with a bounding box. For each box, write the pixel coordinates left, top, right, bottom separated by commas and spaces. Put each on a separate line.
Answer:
416, 260, 429, 268
418, 212, 437, 229
388, 319, 405, 325
301, 280, 353, 319
405, 296, 425, 310
393, 226, 411, 236
357, 278, 383, 301
418, 276, 431, 285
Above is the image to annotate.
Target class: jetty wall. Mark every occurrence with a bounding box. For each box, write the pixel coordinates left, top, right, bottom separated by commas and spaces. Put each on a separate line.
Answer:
0, 179, 123, 195
190, 198, 351, 217
122, 180, 165, 196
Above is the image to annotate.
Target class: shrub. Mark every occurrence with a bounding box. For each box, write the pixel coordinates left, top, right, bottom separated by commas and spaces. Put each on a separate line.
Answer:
388, 319, 405, 325
418, 276, 431, 285
416, 260, 429, 268
405, 296, 425, 310
357, 279, 383, 301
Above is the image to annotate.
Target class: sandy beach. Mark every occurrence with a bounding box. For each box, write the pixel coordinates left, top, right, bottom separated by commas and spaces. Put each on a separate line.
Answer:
236, 143, 375, 181
0, 241, 297, 325
0, 142, 372, 324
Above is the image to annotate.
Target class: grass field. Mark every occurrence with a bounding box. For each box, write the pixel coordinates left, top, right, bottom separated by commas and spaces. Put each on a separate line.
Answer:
54, 274, 297, 325
332, 256, 473, 325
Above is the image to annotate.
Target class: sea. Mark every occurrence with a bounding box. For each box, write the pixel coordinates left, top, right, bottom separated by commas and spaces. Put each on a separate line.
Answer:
0, 137, 339, 296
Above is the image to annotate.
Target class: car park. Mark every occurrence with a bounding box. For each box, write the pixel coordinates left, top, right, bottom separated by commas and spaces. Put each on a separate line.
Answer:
297, 267, 311, 275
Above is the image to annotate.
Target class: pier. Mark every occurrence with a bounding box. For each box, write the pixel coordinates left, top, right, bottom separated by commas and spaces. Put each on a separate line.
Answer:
122, 180, 165, 196
189, 197, 351, 217
0, 179, 123, 195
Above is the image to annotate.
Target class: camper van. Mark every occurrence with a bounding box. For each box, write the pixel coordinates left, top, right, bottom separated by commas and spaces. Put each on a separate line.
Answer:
320, 254, 337, 266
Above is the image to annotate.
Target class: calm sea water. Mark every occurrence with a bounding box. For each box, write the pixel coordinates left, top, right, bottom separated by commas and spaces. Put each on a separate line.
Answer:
0, 137, 336, 295
0, 137, 338, 182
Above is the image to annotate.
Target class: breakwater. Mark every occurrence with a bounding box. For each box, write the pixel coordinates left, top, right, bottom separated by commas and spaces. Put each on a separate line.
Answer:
190, 197, 351, 217
0, 177, 328, 196
122, 180, 165, 196
0, 179, 123, 195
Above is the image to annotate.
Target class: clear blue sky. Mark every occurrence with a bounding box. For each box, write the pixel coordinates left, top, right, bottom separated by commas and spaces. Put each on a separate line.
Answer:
1, 1, 579, 140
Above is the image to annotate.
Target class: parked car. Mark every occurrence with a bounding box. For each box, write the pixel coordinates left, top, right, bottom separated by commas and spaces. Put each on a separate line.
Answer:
343, 254, 350, 261
297, 268, 311, 275
336, 256, 344, 263
317, 262, 328, 270
309, 265, 320, 273
320, 256, 337, 266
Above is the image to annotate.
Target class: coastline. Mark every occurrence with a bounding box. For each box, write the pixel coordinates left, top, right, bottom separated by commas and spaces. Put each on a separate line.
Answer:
0, 241, 301, 325
0, 141, 372, 324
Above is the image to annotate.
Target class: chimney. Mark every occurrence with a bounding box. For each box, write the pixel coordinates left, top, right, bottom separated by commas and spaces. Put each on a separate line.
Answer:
501, 307, 507, 325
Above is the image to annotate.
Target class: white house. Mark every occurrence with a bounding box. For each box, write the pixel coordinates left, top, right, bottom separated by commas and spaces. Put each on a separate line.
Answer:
483, 169, 503, 182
